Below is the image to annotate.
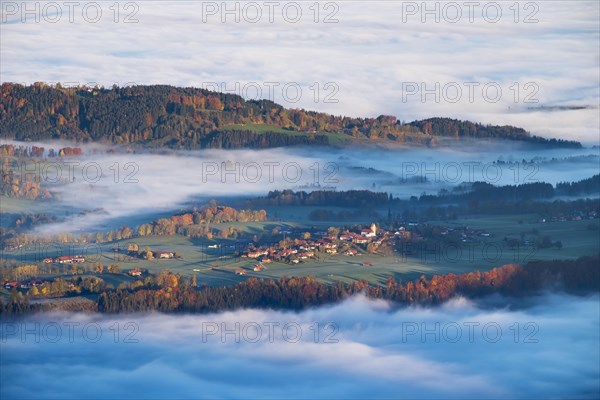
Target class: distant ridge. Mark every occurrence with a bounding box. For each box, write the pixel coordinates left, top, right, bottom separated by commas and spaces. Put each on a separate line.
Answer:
0, 83, 582, 149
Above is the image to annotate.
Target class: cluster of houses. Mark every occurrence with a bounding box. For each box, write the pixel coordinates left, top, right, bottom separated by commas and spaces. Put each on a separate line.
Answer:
4, 279, 45, 290
242, 244, 318, 264
42, 255, 85, 264
338, 224, 409, 244
235, 221, 503, 269
235, 263, 266, 275
239, 223, 411, 264
241, 237, 327, 264
113, 247, 177, 260
112, 245, 177, 260
538, 210, 598, 223
437, 226, 491, 242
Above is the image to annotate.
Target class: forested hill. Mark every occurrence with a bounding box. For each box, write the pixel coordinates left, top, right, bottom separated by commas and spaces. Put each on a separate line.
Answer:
0, 83, 582, 149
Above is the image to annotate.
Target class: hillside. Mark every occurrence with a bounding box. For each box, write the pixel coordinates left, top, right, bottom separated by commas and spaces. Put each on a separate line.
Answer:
0, 83, 582, 149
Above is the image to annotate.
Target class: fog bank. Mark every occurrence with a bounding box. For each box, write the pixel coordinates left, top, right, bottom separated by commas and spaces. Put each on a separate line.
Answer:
1, 293, 598, 399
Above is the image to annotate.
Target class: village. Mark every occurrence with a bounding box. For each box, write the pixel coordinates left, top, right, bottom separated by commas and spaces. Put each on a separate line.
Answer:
233, 222, 445, 274
3, 209, 596, 293
225, 216, 559, 276
4, 221, 500, 285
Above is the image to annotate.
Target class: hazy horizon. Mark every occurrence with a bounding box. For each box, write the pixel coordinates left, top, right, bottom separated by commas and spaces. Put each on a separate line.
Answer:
1, 1, 599, 144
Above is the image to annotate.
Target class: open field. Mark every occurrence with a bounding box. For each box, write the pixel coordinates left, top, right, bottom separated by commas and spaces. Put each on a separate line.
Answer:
430, 214, 600, 261
4, 212, 596, 291
202, 255, 437, 286
222, 123, 352, 145
222, 123, 298, 135
2, 177, 598, 290
0, 195, 74, 217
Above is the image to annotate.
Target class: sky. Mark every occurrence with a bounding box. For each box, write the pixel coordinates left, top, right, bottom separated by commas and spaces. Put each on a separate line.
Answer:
1, 0, 599, 144
1, 293, 599, 399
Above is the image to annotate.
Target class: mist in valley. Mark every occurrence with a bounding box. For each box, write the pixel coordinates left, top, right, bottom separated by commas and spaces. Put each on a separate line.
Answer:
2, 139, 597, 234
1, 292, 598, 399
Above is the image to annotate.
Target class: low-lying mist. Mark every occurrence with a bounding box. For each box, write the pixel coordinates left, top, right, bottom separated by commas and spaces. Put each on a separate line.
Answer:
2, 139, 598, 233
1, 293, 598, 399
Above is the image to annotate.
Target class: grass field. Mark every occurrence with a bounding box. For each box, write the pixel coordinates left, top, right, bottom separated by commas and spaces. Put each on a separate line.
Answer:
0, 195, 73, 215
430, 214, 600, 261
221, 123, 352, 145
98, 214, 600, 286
3, 207, 598, 289
222, 123, 296, 135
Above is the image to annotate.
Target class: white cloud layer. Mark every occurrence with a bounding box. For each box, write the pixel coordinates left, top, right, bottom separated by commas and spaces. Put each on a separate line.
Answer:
1, 1, 598, 144
1, 293, 598, 399
2, 139, 597, 233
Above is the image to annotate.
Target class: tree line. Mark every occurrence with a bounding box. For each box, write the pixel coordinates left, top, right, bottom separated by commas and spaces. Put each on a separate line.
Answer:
1, 255, 597, 315
251, 189, 391, 207
0, 83, 582, 149
1, 205, 267, 251
249, 176, 599, 211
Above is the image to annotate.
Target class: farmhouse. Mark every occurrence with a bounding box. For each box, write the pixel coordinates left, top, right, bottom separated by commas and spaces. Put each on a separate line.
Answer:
54, 255, 85, 264
154, 251, 175, 259
4, 281, 19, 289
